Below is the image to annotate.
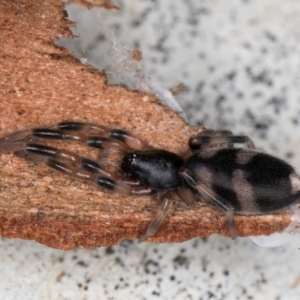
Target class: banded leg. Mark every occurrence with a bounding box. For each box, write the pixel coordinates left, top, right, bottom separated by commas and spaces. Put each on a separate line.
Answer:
139, 192, 171, 242
180, 168, 237, 239
139, 187, 197, 242
16, 143, 153, 196
189, 129, 255, 151
0, 121, 147, 153
177, 185, 196, 206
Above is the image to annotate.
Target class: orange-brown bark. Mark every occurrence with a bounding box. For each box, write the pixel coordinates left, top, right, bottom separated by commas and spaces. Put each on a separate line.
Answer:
0, 0, 291, 249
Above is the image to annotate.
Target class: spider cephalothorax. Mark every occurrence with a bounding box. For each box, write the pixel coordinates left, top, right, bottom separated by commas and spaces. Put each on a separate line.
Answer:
1, 121, 299, 241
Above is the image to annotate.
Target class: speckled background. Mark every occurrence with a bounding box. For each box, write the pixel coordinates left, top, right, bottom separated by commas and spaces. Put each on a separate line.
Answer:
1, 236, 299, 299
61, 0, 300, 166
2, 0, 300, 299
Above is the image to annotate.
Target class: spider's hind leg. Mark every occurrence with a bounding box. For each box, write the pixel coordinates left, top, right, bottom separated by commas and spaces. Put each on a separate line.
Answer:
189, 129, 255, 152
180, 168, 237, 239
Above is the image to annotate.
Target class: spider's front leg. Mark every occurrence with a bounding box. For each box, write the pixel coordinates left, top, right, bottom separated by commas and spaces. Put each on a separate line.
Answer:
189, 129, 255, 151
12, 142, 153, 196
0, 121, 147, 153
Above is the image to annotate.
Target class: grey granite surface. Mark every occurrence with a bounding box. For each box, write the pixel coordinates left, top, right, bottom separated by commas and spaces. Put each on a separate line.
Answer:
2, 0, 300, 299
1, 236, 300, 299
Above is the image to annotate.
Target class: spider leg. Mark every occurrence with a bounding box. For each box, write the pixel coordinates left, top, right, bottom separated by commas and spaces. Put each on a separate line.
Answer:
14, 143, 152, 196
180, 168, 237, 239
20, 143, 114, 180
189, 129, 255, 151
0, 129, 36, 152
139, 192, 171, 242
39, 121, 147, 150
0, 125, 155, 197
0, 121, 147, 154
177, 186, 196, 206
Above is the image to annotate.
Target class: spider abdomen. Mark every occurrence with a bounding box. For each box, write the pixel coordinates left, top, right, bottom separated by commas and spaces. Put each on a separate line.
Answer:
185, 148, 300, 213
121, 150, 184, 190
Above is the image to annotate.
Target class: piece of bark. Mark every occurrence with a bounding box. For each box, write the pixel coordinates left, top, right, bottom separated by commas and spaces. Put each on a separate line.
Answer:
0, 0, 291, 250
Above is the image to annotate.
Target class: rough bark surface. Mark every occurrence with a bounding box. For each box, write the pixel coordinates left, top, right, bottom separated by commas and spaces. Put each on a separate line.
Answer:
0, 0, 291, 249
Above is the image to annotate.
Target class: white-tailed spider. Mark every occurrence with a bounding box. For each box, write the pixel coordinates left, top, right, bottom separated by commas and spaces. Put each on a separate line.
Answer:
1, 121, 300, 241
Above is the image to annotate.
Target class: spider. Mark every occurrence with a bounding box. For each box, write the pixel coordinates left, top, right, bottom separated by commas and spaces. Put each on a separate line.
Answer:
0, 121, 299, 241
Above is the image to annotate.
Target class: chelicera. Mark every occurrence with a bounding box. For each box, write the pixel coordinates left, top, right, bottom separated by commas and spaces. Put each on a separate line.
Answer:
0, 121, 299, 241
